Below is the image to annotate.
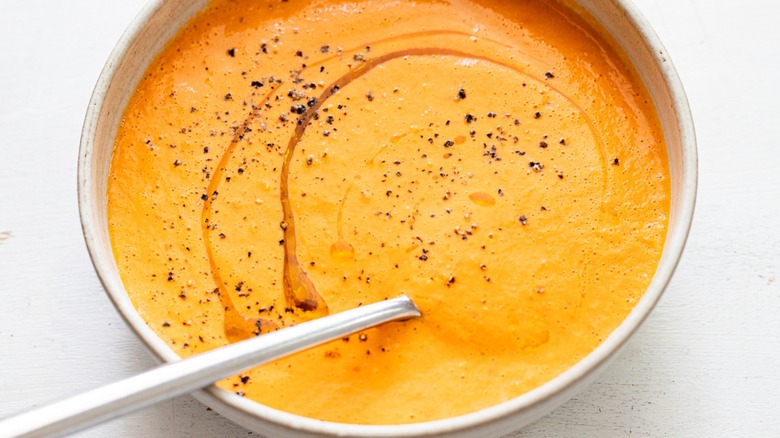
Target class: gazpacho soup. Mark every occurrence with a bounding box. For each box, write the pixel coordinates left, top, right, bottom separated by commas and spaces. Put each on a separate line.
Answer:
108, 0, 670, 425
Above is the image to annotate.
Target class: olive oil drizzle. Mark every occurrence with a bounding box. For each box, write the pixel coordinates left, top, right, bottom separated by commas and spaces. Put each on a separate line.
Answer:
330, 185, 355, 261
203, 33, 610, 341
201, 86, 282, 341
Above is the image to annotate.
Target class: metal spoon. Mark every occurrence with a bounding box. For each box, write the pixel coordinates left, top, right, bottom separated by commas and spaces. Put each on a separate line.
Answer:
0, 296, 420, 438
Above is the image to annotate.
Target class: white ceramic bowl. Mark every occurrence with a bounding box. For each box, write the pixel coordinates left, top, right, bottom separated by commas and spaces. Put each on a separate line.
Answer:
78, 0, 697, 436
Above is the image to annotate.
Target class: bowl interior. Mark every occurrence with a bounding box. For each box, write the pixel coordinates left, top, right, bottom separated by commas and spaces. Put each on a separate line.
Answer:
78, 0, 696, 436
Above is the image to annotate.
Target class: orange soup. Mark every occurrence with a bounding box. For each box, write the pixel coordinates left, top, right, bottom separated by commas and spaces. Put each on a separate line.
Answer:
108, 0, 670, 424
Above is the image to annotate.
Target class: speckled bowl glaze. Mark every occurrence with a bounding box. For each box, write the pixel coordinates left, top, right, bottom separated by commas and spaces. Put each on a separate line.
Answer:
78, 0, 696, 436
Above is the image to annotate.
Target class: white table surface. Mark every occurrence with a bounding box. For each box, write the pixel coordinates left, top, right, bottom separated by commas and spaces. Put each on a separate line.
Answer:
1, 1, 778, 436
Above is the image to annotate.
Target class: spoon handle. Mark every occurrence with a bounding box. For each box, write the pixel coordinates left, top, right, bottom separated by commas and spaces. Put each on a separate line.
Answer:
0, 296, 420, 438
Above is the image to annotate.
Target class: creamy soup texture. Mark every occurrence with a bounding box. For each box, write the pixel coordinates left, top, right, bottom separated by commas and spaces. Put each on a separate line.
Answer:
108, 0, 670, 424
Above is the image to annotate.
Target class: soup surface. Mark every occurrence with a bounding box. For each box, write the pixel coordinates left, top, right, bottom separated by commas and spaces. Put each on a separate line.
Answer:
108, 0, 670, 424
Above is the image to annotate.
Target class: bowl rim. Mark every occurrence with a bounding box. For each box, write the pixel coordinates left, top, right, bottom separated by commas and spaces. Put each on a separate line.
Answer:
78, 0, 697, 435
